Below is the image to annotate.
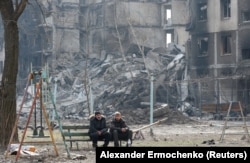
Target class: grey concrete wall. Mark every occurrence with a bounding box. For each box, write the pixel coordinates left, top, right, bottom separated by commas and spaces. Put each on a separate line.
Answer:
208, 0, 238, 32
80, 0, 165, 56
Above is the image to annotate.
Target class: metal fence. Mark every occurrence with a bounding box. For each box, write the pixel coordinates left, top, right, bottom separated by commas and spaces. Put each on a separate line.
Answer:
151, 75, 250, 118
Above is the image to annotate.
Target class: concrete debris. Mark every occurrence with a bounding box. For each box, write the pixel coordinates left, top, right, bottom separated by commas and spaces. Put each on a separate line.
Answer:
72, 154, 87, 160
202, 139, 215, 145
17, 43, 193, 128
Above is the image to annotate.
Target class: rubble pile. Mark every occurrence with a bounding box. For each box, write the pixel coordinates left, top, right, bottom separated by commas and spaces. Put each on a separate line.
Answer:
118, 106, 195, 125
17, 43, 197, 129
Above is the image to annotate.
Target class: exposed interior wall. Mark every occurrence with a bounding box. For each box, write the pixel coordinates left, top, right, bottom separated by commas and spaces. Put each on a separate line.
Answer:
174, 27, 190, 46
171, 0, 189, 25
162, 0, 190, 47
80, 0, 165, 57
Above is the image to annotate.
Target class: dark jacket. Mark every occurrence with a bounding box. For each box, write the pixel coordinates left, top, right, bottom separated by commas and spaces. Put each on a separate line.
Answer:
110, 118, 129, 132
88, 116, 108, 134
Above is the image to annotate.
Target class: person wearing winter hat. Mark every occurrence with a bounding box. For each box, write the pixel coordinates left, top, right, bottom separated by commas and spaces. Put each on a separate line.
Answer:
110, 111, 133, 147
88, 111, 110, 148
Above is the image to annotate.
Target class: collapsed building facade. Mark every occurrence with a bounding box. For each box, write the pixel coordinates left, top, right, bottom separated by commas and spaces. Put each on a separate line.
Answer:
78, 0, 250, 114
79, 0, 189, 56
78, 0, 191, 111
79, 0, 165, 57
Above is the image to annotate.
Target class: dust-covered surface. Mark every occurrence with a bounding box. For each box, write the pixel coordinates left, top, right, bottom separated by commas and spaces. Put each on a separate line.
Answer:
0, 110, 250, 163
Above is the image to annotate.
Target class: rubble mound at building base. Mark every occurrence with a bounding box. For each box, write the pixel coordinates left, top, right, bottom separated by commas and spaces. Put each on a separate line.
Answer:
119, 107, 196, 125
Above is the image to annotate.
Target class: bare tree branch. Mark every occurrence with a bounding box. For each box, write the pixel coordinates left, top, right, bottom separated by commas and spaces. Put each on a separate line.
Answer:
114, 1, 134, 84
13, 0, 28, 20
127, 18, 150, 77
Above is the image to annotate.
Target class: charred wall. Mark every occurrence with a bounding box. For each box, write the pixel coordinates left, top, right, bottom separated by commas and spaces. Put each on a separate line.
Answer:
238, 77, 250, 113
238, 0, 250, 62
189, 33, 212, 77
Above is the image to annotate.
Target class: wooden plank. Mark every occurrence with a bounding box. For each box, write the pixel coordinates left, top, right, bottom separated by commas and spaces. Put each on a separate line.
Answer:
62, 125, 89, 130
22, 141, 53, 144
62, 132, 89, 137
64, 139, 90, 142
132, 117, 168, 133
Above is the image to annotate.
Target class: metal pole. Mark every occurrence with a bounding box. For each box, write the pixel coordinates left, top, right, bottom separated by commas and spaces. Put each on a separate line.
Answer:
150, 73, 154, 135
46, 78, 71, 158
31, 64, 38, 136
52, 77, 57, 121
150, 74, 154, 123
39, 76, 44, 137
199, 81, 202, 119
231, 78, 233, 101
89, 79, 94, 114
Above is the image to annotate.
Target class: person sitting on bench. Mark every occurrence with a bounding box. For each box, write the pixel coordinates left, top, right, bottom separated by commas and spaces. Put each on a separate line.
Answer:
88, 111, 110, 148
110, 111, 133, 147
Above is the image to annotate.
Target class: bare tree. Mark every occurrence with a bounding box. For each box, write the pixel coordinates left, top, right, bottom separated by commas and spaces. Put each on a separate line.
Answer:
0, 0, 28, 147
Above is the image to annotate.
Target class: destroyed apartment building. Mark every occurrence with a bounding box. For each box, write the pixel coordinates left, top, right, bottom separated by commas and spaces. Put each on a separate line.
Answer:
186, 0, 250, 116
1, 0, 250, 124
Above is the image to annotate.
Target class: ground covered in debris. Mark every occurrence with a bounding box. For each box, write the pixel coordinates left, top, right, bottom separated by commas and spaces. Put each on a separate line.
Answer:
0, 110, 250, 163
0, 121, 250, 163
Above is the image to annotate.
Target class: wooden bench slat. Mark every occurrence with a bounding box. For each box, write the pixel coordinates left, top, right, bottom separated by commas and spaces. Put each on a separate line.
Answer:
62, 132, 89, 137
64, 139, 90, 142
62, 125, 89, 130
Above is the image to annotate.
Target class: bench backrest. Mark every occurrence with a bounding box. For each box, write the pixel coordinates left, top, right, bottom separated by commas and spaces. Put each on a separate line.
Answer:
62, 125, 90, 137
62, 125, 89, 130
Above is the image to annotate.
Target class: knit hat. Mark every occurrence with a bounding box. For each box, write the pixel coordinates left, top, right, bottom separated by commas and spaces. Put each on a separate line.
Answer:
114, 111, 121, 115
95, 111, 101, 115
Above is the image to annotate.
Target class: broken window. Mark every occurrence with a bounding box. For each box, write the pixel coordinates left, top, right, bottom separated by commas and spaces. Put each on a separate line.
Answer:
242, 11, 250, 22
165, 8, 172, 25
197, 2, 207, 21
197, 37, 208, 56
166, 32, 172, 47
221, 0, 231, 18
163, 4, 172, 26
242, 49, 250, 60
221, 34, 232, 55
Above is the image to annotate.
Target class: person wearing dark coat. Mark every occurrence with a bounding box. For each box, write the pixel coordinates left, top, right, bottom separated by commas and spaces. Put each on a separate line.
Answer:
110, 111, 133, 147
88, 111, 110, 148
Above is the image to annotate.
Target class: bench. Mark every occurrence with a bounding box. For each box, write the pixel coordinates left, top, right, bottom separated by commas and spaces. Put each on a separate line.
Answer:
61, 125, 90, 150
61, 125, 124, 150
